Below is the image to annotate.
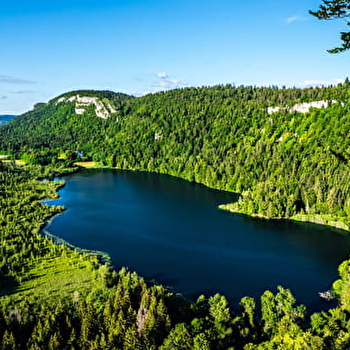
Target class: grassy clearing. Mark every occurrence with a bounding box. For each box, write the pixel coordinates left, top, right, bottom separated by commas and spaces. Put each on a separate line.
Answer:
74, 161, 99, 168
2, 247, 100, 304
2, 159, 26, 165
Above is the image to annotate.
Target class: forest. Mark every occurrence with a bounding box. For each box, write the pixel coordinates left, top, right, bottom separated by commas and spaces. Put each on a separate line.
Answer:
1, 83, 350, 348
2, 83, 350, 227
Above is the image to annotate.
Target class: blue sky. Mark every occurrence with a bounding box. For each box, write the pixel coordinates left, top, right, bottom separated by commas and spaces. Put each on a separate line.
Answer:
0, 0, 349, 114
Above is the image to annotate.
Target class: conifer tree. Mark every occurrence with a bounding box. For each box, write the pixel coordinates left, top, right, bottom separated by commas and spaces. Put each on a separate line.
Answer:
310, 0, 350, 52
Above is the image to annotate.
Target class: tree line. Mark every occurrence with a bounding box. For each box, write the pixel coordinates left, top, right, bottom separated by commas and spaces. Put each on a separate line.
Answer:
1, 81, 350, 347
1, 163, 350, 349
2, 84, 350, 226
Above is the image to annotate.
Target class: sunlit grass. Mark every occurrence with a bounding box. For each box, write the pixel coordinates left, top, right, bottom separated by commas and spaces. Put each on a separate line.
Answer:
2, 159, 26, 165
74, 161, 98, 168
5, 248, 100, 304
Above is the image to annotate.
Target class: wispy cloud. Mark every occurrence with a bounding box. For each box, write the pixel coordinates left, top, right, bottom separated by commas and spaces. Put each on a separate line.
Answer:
285, 15, 307, 24
154, 78, 187, 89
303, 78, 343, 87
0, 75, 36, 84
153, 72, 188, 91
156, 72, 169, 79
286, 16, 298, 24
11, 90, 36, 94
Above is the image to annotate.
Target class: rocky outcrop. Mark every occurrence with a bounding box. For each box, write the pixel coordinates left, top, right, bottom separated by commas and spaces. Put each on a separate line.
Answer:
267, 100, 341, 114
57, 94, 117, 118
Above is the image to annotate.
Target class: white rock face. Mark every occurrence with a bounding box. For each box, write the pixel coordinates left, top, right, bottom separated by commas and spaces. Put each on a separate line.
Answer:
267, 100, 339, 115
267, 106, 281, 114
290, 100, 336, 113
57, 94, 116, 119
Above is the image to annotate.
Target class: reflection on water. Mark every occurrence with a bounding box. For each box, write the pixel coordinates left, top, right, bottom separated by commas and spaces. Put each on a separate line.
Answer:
45, 169, 350, 311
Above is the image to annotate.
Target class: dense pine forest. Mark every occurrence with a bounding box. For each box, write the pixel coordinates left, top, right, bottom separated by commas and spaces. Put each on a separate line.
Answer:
2, 84, 350, 226
2, 83, 350, 348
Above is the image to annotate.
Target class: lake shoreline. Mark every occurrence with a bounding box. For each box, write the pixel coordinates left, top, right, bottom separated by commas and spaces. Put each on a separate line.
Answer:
219, 203, 350, 235
44, 165, 350, 310
75, 162, 350, 235
41, 176, 113, 266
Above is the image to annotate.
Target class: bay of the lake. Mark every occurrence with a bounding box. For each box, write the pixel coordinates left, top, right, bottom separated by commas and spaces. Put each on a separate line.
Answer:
44, 168, 350, 311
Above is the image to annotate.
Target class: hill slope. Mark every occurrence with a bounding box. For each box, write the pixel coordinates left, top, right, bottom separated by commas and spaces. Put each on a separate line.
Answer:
1, 84, 350, 226
0, 90, 133, 151
3, 85, 350, 349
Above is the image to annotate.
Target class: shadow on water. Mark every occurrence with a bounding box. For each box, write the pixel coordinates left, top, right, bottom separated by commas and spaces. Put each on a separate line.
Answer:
46, 168, 350, 314
71, 168, 240, 207
238, 214, 350, 266
119, 168, 240, 207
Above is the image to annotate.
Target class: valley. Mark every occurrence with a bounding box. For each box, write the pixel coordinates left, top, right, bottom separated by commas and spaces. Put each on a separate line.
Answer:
1, 83, 350, 349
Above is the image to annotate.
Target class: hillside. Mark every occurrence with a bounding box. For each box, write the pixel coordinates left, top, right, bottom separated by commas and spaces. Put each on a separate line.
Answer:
2, 84, 350, 348
3, 160, 345, 349
0, 90, 133, 151
1, 84, 350, 228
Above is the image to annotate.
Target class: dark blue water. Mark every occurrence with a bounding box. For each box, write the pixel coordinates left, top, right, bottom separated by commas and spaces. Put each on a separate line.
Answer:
45, 169, 350, 310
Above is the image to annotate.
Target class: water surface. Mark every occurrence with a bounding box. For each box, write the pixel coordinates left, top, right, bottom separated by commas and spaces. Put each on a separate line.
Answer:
45, 169, 350, 310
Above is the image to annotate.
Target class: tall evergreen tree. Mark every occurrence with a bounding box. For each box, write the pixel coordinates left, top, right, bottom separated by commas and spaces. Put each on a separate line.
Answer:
310, 0, 350, 52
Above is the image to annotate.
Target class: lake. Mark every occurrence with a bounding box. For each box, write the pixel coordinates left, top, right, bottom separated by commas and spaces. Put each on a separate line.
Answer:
44, 168, 350, 310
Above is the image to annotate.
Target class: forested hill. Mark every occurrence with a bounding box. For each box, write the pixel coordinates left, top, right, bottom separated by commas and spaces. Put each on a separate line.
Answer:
1, 84, 350, 226
0, 90, 134, 150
